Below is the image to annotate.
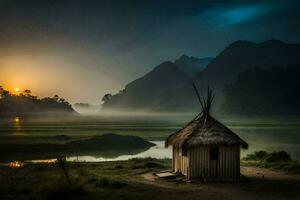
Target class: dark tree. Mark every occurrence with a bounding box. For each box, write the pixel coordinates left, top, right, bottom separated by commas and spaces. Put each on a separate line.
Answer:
0, 87, 75, 117
102, 93, 112, 103
23, 89, 31, 97
53, 94, 59, 102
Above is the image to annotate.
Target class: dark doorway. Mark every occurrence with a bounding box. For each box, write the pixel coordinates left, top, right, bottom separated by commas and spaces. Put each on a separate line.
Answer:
210, 147, 219, 160
210, 147, 219, 177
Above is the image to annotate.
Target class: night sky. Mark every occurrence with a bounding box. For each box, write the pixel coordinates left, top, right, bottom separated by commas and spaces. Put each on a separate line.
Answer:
0, 0, 299, 104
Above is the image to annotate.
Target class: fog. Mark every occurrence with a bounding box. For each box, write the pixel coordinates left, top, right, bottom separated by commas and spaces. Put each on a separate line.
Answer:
1, 1, 299, 106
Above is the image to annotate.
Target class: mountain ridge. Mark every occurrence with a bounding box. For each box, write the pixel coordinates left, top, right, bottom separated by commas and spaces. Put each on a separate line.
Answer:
195, 39, 300, 89
174, 55, 213, 76
102, 39, 300, 113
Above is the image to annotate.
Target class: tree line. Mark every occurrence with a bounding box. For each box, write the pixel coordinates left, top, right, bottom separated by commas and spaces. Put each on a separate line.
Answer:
0, 86, 74, 117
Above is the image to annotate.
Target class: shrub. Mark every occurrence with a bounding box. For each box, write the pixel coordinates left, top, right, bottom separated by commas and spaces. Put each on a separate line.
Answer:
244, 150, 292, 162
254, 151, 268, 160
280, 161, 300, 173
244, 151, 268, 161
243, 150, 300, 173
115, 165, 124, 169
129, 157, 157, 163
96, 177, 127, 188
265, 151, 291, 162
144, 162, 163, 168
132, 161, 165, 169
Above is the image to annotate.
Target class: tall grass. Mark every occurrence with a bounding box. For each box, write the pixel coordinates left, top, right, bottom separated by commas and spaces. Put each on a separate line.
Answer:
242, 150, 300, 173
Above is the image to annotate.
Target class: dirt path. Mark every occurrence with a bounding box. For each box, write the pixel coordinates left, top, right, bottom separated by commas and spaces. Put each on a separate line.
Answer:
129, 166, 300, 200
241, 166, 300, 181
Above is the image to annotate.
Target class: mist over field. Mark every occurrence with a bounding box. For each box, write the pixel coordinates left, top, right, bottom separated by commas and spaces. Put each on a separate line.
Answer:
1, 1, 300, 199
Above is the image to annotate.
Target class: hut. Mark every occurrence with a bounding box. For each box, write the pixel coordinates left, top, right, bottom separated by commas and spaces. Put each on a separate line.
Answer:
165, 86, 248, 181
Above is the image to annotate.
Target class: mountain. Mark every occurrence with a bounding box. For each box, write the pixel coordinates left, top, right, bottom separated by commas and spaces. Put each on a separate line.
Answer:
195, 39, 300, 89
174, 55, 213, 76
102, 61, 199, 111
102, 40, 300, 113
221, 65, 300, 115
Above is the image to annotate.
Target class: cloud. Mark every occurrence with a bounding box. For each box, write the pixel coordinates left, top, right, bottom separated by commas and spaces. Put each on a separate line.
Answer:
203, 3, 275, 27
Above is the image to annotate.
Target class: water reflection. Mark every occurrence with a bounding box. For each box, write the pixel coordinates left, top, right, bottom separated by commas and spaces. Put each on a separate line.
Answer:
13, 116, 24, 135
11, 141, 171, 163
1, 115, 300, 161
8, 161, 23, 168
28, 159, 57, 164
67, 141, 172, 162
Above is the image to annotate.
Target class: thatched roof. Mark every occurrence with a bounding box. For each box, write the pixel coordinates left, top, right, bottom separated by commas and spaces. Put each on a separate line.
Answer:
165, 114, 248, 149
166, 85, 247, 149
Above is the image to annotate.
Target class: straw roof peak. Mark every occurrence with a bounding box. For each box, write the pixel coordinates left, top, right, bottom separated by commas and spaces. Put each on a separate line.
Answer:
165, 84, 248, 149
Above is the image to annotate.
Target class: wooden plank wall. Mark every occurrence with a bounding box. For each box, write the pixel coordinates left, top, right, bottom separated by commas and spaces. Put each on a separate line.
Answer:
189, 146, 209, 178
217, 145, 240, 179
173, 147, 189, 175
188, 145, 240, 180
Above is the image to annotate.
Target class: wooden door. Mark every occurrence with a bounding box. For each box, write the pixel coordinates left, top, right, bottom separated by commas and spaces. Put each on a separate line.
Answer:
209, 147, 219, 178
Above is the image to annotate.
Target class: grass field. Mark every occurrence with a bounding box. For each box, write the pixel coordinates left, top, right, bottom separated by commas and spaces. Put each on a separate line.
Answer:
1, 158, 300, 200
1, 115, 300, 199
0, 158, 170, 200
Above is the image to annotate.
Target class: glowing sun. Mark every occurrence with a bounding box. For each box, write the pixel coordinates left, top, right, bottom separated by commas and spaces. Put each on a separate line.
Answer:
14, 88, 20, 92
14, 117, 20, 122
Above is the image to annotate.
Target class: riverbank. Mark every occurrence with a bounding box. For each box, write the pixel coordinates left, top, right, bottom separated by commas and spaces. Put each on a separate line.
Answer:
0, 158, 299, 200
0, 134, 155, 162
1, 115, 300, 161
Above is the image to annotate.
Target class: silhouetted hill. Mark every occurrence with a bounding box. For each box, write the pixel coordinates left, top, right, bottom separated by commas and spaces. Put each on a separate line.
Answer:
126, 61, 188, 90
0, 134, 155, 161
195, 40, 300, 89
102, 40, 300, 113
68, 133, 155, 150
174, 55, 213, 76
102, 61, 200, 111
221, 65, 300, 115
0, 87, 76, 118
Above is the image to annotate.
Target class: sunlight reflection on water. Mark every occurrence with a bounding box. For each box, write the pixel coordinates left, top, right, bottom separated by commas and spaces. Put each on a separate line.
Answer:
66, 141, 172, 162
1, 116, 300, 161
8, 161, 23, 168
13, 116, 25, 135
3, 141, 172, 164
